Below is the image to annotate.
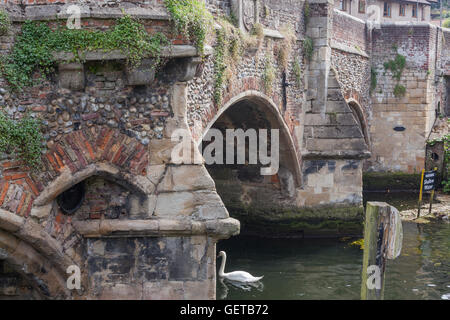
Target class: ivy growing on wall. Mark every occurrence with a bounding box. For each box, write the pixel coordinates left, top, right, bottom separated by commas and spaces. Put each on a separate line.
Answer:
383, 50, 407, 98
263, 52, 276, 95
164, 0, 213, 56
0, 15, 169, 90
278, 25, 296, 71
293, 59, 302, 88
370, 67, 377, 94
304, 1, 310, 26
303, 37, 314, 61
384, 53, 406, 81
0, 9, 10, 35
0, 109, 44, 169
212, 18, 264, 105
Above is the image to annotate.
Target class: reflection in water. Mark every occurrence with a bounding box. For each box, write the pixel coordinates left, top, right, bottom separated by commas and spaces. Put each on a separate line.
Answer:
218, 278, 264, 300
217, 221, 450, 300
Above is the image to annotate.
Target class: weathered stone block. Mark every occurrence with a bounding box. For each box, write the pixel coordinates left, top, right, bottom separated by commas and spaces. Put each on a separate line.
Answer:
58, 63, 85, 91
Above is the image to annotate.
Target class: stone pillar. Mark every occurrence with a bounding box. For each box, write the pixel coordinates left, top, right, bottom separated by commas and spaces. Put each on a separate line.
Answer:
305, 0, 333, 116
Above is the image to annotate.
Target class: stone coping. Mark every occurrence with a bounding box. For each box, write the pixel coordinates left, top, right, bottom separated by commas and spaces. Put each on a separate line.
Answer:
52, 45, 214, 62
7, 5, 169, 22
333, 8, 366, 25
331, 41, 369, 58
73, 218, 240, 239
0, 207, 240, 241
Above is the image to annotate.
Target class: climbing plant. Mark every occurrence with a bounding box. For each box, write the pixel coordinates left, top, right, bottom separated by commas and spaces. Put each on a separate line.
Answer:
384, 53, 406, 81
370, 67, 377, 94
0, 9, 10, 35
393, 84, 406, 98
303, 37, 313, 61
0, 16, 169, 90
263, 52, 276, 95
383, 50, 407, 98
164, 0, 213, 56
0, 109, 44, 169
293, 59, 302, 88
212, 18, 264, 105
304, 1, 310, 26
278, 25, 296, 71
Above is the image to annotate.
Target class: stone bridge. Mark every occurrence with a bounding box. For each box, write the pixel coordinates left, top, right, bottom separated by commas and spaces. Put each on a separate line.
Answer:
0, 0, 447, 299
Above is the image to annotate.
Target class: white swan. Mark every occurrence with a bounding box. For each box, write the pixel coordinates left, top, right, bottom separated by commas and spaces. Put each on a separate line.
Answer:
217, 251, 264, 283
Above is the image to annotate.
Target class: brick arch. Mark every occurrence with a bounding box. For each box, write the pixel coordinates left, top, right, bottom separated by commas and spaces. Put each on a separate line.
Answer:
0, 126, 149, 218
200, 90, 302, 186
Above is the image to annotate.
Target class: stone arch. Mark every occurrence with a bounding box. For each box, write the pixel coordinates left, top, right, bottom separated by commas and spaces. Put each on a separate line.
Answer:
346, 98, 371, 147
0, 211, 72, 299
198, 91, 302, 233
201, 90, 301, 186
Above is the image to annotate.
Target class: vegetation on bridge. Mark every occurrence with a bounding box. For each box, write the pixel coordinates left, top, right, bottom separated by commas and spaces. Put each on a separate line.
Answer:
383, 51, 407, 98
0, 0, 214, 91
0, 9, 9, 36
0, 109, 44, 169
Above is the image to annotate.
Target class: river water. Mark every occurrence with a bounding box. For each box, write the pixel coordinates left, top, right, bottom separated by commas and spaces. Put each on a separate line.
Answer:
216, 220, 450, 300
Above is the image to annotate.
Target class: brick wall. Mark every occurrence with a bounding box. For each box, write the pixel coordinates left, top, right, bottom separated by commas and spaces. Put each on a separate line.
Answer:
332, 9, 368, 54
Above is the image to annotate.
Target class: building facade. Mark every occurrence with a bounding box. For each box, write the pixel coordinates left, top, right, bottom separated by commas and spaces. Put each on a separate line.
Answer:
335, 0, 437, 22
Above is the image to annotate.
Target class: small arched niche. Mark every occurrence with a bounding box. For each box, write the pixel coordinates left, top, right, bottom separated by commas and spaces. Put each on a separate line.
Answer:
55, 174, 150, 221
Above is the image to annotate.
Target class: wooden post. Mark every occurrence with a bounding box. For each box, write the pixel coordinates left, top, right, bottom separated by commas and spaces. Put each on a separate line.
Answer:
361, 202, 403, 300
417, 169, 425, 219
429, 167, 437, 216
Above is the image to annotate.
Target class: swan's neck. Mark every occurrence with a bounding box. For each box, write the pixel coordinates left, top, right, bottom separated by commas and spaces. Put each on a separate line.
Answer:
219, 253, 226, 277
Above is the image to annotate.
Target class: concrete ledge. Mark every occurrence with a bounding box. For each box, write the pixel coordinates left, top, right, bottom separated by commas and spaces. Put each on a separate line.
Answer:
73, 218, 240, 239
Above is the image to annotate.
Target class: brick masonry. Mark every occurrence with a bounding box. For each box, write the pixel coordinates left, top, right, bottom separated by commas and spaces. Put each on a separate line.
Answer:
0, 0, 447, 300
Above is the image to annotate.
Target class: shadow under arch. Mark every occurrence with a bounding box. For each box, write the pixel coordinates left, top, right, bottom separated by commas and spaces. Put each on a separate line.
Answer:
34, 162, 153, 208
200, 91, 302, 186
198, 91, 302, 233
0, 227, 71, 299
346, 98, 371, 147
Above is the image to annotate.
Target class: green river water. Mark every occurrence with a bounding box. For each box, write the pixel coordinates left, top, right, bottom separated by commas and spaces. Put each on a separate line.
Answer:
216, 220, 450, 300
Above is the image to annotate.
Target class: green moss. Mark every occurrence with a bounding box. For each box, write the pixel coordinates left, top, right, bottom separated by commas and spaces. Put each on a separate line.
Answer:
214, 179, 364, 238
363, 172, 422, 191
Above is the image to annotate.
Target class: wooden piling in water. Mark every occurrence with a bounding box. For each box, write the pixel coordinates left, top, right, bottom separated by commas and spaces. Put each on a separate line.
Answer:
361, 202, 403, 300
